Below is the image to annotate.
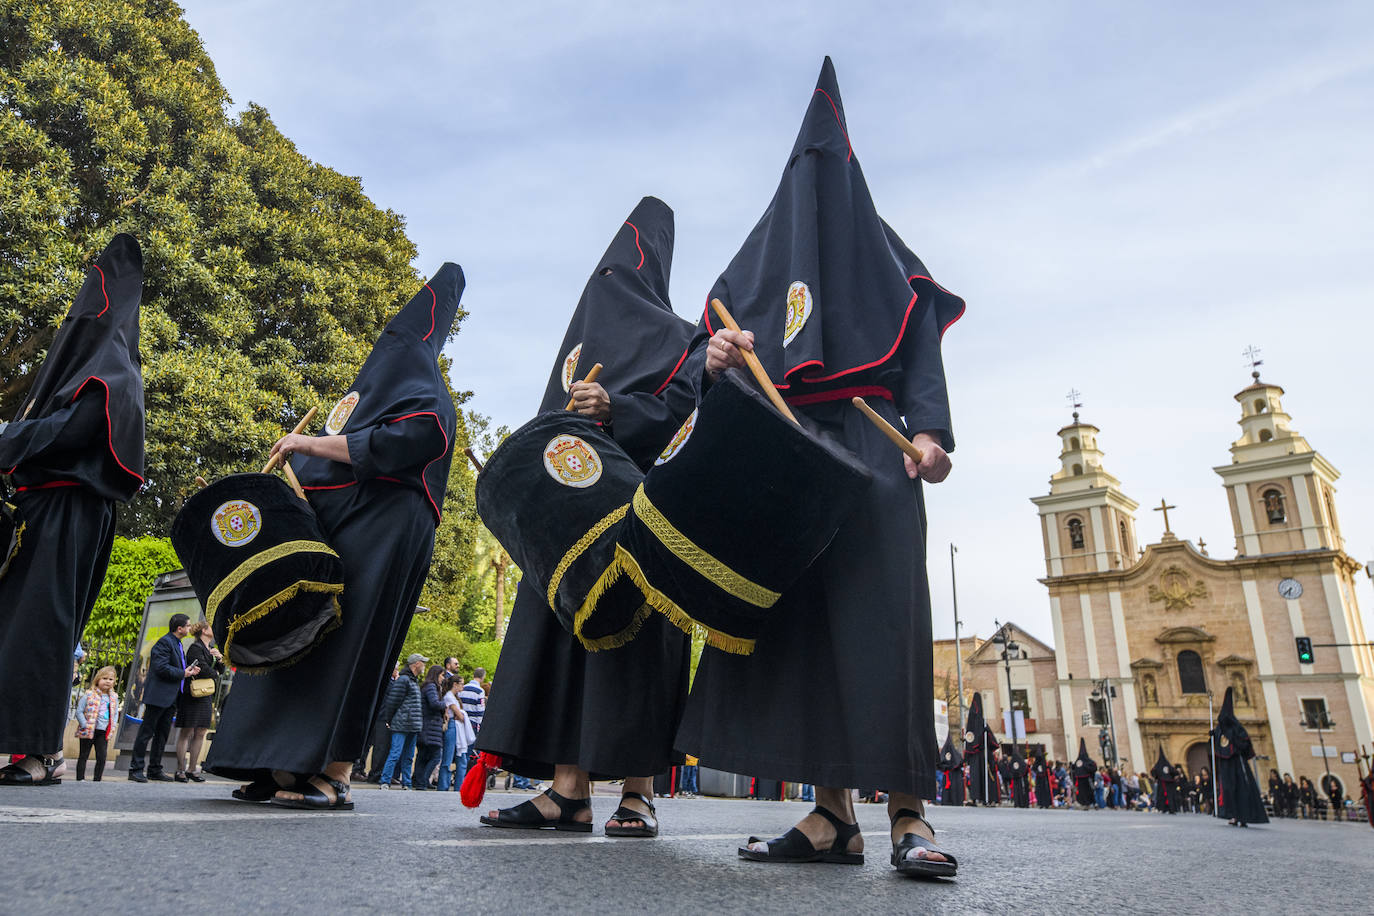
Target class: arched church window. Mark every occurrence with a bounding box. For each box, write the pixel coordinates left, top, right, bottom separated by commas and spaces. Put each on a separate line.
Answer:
1254, 399, 1267, 414
1070, 436, 1080, 450
1262, 489, 1286, 524
1177, 650, 1207, 694
1119, 520, 1130, 555
1258, 429, 1273, 442
1067, 518, 1085, 549
1072, 463, 1083, 476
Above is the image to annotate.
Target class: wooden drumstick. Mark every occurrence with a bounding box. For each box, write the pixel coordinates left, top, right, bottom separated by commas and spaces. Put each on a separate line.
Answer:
281, 461, 308, 501
565, 363, 604, 411
464, 447, 484, 473
709, 299, 799, 426
262, 406, 319, 474
194, 476, 208, 489
851, 397, 924, 464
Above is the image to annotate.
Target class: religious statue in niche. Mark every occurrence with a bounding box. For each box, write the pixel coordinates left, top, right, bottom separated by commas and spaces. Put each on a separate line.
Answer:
1147, 565, 1209, 611
1230, 673, 1250, 706
1141, 674, 1158, 706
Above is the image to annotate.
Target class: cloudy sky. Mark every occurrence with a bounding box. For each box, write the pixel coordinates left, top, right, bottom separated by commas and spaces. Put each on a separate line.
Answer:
180, 0, 1374, 645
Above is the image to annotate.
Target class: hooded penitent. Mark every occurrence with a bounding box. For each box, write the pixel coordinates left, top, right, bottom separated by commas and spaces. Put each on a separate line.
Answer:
470, 200, 699, 785
0, 234, 144, 501
1033, 753, 1052, 808
1211, 686, 1269, 824
295, 263, 464, 524
1073, 738, 1098, 807
937, 732, 965, 806
696, 56, 963, 393
536, 196, 693, 426
0, 235, 144, 762
963, 693, 992, 804
1151, 747, 1176, 812
1005, 745, 1030, 807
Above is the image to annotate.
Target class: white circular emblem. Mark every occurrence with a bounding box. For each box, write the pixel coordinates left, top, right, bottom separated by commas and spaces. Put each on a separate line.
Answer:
561, 343, 582, 392
964, 730, 975, 743
211, 500, 262, 548
543, 435, 602, 488
325, 391, 360, 435
783, 281, 812, 347
654, 409, 698, 466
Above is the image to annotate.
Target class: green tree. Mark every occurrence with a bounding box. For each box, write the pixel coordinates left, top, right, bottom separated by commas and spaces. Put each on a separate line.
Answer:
85, 535, 180, 641
0, 0, 442, 534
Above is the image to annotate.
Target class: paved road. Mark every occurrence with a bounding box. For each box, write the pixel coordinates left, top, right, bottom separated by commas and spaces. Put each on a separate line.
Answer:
1, 780, 1369, 914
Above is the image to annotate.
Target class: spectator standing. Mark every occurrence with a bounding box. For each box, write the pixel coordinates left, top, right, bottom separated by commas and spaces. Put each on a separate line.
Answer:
439, 679, 472, 791
378, 655, 426, 789
360, 664, 400, 783
75, 667, 120, 781
680, 755, 700, 798
1092, 769, 1106, 809
128, 614, 200, 783
441, 656, 461, 685
413, 665, 448, 790
1282, 773, 1300, 818
460, 668, 487, 735
174, 622, 223, 782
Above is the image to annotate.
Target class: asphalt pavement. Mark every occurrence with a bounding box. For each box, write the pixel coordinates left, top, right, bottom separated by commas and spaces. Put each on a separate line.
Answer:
1, 779, 1369, 914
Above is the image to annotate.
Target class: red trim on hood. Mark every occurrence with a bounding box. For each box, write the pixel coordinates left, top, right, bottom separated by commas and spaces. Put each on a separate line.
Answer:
420, 283, 437, 342
72, 376, 144, 487
815, 88, 852, 162
388, 411, 450, 524
625, 221, 645, 270
94, 265, 110, 318
651, 344, 692, 397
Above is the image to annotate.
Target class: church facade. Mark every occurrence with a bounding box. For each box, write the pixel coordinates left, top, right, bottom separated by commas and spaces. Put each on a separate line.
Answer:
1028, 373, 1374, 792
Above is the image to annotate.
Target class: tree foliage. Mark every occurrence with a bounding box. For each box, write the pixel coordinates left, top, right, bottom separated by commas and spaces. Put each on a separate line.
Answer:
0, 0, 446, 534
85, 534, 180, 641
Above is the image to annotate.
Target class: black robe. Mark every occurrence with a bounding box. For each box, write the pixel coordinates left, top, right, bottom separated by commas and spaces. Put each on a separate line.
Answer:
674, 58, 963, 792
475, 198, 698, 779
961, 693, 992, 805
1033, 755, 1052, 808
0, 235, 144, 754
1004, 748, 1030, 808
207, 265, 462, 778
1072, 739, 1098, 808
1151, 750, 1177, 813
936, 733, 964, 806
1211, 687, 1268, 825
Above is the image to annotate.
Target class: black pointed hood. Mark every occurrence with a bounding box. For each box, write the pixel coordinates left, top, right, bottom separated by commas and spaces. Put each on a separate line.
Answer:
962, 692, 986, 753
937, 731, 963, 771
1217, 685, 1237, 727
698, 57, 964, 392
294, 264, 464, 524
538, 197, 693, 412
1151, 747, 1173, 780
0, 234, 144, 501
1073, 738, 1097, 774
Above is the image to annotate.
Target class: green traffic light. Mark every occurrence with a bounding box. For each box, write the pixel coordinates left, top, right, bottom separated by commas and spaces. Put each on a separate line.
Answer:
1296, 636, 1314, 664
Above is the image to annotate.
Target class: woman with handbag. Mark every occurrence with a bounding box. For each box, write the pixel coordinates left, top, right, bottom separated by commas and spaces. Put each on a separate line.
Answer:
174, 622, 223, 782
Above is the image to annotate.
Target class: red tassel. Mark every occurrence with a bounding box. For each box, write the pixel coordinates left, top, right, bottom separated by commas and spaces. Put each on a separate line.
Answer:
460, 752, 501, 808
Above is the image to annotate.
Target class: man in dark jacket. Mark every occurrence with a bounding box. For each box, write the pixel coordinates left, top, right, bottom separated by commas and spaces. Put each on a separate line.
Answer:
128, 614, 199, 782
377, 654, 425, 788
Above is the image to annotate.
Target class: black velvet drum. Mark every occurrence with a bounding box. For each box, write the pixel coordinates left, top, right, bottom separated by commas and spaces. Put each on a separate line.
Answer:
576, 369, 872, 655
475, 412, 644, 638
171, 473, 343, 672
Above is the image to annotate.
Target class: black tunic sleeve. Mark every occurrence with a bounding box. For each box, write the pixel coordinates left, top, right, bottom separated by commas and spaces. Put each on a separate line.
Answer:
607, 367, 699, 469
344, 415, 448, 482
0, 392, 107, 472
894, 301, 954, 453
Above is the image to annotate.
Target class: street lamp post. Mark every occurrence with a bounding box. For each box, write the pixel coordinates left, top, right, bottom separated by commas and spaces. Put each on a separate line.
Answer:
992, 620, 1021, 759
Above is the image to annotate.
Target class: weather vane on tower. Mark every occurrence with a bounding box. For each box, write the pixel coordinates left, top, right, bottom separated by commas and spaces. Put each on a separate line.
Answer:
1066, 388, 1083, 422
1243, 345, 1263, 381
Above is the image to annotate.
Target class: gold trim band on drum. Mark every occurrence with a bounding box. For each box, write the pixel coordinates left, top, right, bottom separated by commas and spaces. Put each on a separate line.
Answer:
630, 485, 780, 609
546, 503, 630, 610
207, 539, 344, 655
573, 544, 757, 657
221, 578, 344, 669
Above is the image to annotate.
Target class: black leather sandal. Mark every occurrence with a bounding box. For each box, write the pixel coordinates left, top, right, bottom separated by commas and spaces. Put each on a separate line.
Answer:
231, 777, 282, 803
0, 755, 65, 786
605, 791, 658, 837
479, 788, 592, 832
270, 775, 354, 811
738, 806, 864, 864
890, 808, 958, 878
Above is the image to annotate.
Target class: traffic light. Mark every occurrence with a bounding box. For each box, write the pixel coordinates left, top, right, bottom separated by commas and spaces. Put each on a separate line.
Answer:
1296, 636, 1314, 664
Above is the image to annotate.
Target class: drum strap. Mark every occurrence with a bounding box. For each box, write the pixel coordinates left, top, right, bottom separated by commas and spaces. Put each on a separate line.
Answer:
783, 385, 892, 407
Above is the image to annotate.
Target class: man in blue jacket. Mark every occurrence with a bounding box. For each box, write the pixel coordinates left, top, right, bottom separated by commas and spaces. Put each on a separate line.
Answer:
128, 614, 199, 782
